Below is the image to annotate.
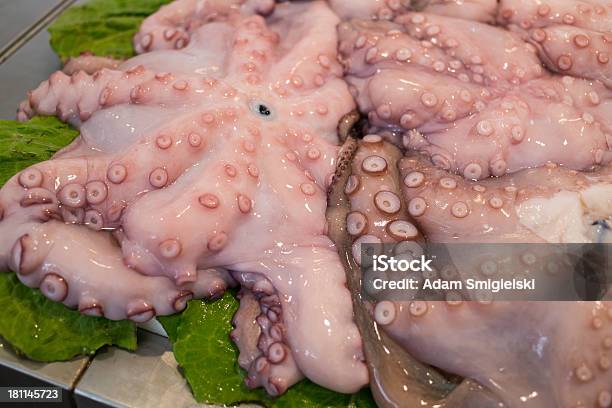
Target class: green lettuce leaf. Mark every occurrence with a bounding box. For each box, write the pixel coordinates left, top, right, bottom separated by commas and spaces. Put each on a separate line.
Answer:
160, 293, 266, 404
0, 273, 136, 362
159, 294, 376, 408
0, 117, 137, 361
49, 0, 172, 60
0, 117, 78, 185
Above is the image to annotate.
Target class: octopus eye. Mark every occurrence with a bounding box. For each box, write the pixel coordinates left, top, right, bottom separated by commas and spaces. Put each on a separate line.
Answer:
249, 100, 275, 120
258, 104, 271, 116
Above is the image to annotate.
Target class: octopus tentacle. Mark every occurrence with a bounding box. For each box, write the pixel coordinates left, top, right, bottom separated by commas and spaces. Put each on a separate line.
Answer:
0, 158, 106, 228
232, 246, 368, 394
520, 25, 612, 88
377, 300, 612, 408
339, 137, 612, 406
123, 22, 237, 77
0, 156, 235, 293
328, 0, 413, 21
134, 0, 199, 54
231, 285, 304, 396
420, 0, 497, 23
328, 0, 496, 23
266, 2, 345, 95
133, 0, 276, 54
398, 152, 612, 243
498, 0, 611, 87
226, 14, 280, 82
328, 131, 505, 407
17, 68, 218, 126
1, 109, 211, 231
346, 135, 425, 260
339, 15, 612, 178
338, 13, 542, 130
408, 79, 612, 179
232, 286, 264, 369
498, 0, 612, 33
62, 53, 123, 75
118, 138, 261, 284
0, 219, 190, 321
393, 11, 544, 87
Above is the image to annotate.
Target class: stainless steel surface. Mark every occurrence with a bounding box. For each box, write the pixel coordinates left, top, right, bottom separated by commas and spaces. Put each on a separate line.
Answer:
0, 338, 90, 389
0, 0, 62, 48
74, 331, 203, 408
0, 0, 77, 65
0, 28, 61, 119
0, 0, 79, 119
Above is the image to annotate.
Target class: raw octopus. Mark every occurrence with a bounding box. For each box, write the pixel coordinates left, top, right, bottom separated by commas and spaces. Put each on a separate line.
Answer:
5, 1, 368, 397
331, 1, 612, 406
338, 11, 611, 180
334, 136, 611, 406
1, 0, 612, 406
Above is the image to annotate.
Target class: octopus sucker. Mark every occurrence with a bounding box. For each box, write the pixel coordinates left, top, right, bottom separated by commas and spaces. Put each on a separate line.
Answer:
2, 0, 612, 404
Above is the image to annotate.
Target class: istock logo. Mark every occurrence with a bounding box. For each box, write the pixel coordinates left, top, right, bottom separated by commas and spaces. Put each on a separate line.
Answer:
372, 254, 433, 273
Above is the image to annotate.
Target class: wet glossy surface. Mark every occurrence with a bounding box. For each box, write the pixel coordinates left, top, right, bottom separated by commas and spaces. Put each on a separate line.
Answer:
1, 1, 611, 407
1, 1, 368, 397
